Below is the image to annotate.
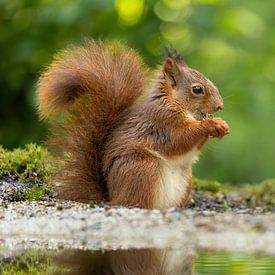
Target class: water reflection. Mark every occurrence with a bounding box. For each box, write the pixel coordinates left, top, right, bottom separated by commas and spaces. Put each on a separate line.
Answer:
2, 248, 275, 274
54, 248, 194, 275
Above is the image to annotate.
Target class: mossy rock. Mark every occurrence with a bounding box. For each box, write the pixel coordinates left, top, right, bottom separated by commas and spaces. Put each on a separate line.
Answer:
0, 143, 53, 183
0, 144, 53, 201
13, 185, 51, 201
232, 179, 275, 210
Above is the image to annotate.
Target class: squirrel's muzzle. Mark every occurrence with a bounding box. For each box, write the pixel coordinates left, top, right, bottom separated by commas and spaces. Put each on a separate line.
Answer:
216, 103, 224, 111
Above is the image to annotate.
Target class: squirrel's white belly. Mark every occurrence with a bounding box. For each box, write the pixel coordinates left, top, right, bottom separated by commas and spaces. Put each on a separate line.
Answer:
159, 248, 193, 274
151, 148, 199, 210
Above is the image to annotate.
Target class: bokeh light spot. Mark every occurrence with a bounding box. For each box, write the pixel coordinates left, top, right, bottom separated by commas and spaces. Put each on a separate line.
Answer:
163, 0, 190, 9
154, 1, 180, 22
115, 0, 144, 26
222, 8, 265, 38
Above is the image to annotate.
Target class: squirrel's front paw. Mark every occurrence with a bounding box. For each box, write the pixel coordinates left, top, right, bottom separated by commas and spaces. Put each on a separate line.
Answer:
202, 117, 230, 139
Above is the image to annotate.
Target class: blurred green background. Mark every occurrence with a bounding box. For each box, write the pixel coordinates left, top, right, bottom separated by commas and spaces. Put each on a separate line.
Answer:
0, 0, 274, 184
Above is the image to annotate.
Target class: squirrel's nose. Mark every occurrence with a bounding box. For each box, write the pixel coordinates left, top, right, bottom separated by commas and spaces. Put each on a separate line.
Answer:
216, 103, 224, 111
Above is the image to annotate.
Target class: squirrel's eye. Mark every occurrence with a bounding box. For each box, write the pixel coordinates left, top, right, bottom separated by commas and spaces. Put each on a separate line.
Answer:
192, 85, 204, 95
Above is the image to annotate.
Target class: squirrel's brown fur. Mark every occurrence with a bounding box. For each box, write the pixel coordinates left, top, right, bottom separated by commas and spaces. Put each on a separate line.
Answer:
38, 41, 147, 202
55, 248, 194, 274
37, 40, 229, 208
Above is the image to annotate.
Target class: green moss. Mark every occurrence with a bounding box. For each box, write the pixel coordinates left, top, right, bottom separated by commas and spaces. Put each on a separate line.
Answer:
0, 143, 53, 183
0, 144, 54, 201
193, 178, 221, 193
14, 186, 51, 201
233, 179, 275, 210
193, 178, 275, 211
1, 249, 67, 275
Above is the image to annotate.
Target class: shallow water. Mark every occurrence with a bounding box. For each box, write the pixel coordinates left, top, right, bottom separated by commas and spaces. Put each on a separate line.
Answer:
1, 203, 275, 274
1, 249, 275, 274
196, 252, 275, 275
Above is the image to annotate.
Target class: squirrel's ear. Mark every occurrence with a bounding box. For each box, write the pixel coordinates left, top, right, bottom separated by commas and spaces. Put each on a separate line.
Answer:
163, 57, 181, 88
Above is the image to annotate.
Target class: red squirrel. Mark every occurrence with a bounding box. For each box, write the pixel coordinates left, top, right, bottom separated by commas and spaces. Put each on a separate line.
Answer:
38, 40, 229, 209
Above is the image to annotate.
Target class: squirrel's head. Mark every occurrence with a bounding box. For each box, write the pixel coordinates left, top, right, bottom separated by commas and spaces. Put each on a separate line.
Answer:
161, 50, 224, 121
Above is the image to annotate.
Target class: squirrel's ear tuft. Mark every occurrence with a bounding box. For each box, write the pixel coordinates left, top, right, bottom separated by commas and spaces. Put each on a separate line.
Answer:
164, 48, 187, 67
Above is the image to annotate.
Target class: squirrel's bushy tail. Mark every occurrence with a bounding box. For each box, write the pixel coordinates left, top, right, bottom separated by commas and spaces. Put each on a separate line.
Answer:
37, 40, 147, 201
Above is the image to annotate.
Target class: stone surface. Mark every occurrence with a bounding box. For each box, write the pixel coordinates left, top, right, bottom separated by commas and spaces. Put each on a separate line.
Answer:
0, 200, 274, 257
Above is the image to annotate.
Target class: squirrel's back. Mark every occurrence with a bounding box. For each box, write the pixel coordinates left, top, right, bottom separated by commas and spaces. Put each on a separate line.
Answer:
37, 40, 147, 201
